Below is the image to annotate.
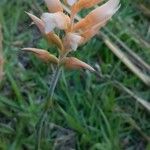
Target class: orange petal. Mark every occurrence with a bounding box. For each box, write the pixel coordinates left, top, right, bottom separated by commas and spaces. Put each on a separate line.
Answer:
71, 0, 103, 20
44, 0, 63, 13
26, 12, 45, 34
63, 32, 84, 51
81, 21, 106, 43
74, 0, 120, 31
45, 33, 64, 51
22, 48, 58, 64
62, 57, 95, 72
41, 12, 70, 33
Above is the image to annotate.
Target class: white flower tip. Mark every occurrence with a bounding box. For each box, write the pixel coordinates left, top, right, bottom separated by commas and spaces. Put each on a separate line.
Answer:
41, 13, 55, 33
63, 33, 84, 51
41, 12, 70, 33
66, 0, 77, 6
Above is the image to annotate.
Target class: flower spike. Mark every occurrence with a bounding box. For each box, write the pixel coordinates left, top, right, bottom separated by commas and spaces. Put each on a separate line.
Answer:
24, 0, 120, 72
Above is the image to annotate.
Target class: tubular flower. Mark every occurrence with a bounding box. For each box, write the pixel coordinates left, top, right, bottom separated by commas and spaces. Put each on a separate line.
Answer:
24, 0, 120, 71
63, 32, 84, 51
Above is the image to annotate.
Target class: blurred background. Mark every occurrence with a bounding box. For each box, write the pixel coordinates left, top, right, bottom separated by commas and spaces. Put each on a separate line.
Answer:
0, 0, 150, 149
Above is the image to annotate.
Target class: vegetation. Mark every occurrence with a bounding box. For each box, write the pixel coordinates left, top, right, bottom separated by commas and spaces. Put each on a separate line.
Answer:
0, 0, 149, 149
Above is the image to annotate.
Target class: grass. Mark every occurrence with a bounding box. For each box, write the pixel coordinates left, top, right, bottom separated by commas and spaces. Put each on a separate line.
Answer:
0, 0, 150, 149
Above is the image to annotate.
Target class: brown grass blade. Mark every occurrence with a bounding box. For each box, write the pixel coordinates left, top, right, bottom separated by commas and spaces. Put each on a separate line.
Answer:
115, 81, 150, 112
103, 27, 150, 73
138, 4, 150, 18
98, 32, 150, 86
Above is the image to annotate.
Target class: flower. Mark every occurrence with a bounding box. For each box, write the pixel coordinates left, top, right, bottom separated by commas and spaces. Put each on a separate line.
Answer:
24, 0, 120, 71
41, 12, 70, 34
63, 32, 84, 51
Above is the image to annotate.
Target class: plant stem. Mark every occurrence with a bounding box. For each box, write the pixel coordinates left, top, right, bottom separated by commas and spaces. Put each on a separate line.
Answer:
35, 66, 62, 150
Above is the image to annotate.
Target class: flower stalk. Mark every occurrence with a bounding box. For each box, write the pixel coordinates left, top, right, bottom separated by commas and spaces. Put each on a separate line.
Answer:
35, 65, 62, 150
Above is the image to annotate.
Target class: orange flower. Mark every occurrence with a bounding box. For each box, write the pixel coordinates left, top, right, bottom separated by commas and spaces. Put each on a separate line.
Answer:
24, 0, 120, 71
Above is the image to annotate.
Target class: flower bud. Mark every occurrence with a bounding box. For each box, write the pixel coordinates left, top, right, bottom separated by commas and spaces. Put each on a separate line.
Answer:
62, 57, 95, 72
22, 48, 58, 64
26, 12, 45, 34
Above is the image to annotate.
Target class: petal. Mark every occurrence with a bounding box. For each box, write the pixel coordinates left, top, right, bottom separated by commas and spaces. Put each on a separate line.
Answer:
81, 21, 106, 43
44, 0, 63, 13
62, 57, 95, 72
26, 12, 45, 34
78, 0, 102, 8
41, 12, 70, 33
74, 0, 120, 31
71, 0, 102, 19
63, 33, 84, 51
46, 33, 64, 51
22, 48, 58, 64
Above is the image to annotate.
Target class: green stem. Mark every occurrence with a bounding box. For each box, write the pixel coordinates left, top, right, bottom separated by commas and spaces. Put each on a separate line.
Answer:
45, 66, 62, 110
35, 66, 62, 150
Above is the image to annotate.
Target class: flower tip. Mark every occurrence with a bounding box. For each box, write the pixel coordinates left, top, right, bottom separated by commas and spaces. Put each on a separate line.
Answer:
65, 0, 77, 6
22, 48, 32, 51
25, 12, 33, 17
25, 12, 36, 20
26, 13, 45, 34
21, 48, 27, 51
